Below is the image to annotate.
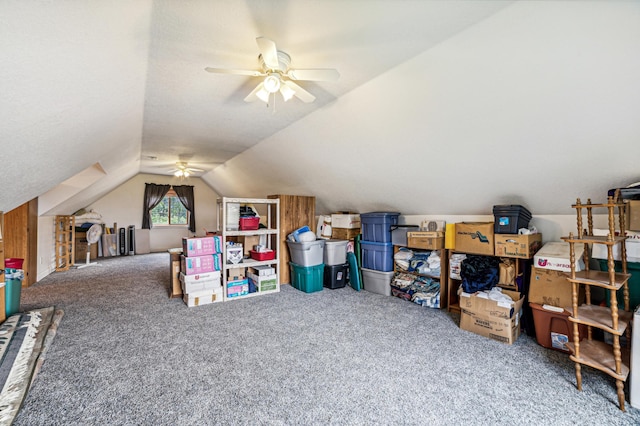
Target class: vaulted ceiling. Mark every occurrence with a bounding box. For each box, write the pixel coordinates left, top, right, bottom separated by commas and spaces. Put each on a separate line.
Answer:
1, 1, 639, 217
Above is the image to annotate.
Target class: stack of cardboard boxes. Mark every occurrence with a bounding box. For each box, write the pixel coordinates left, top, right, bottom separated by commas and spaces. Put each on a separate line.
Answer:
180, 236, 223, 307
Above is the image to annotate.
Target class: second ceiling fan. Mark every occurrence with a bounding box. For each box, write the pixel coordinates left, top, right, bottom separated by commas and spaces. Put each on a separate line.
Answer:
205, 37, 339, 104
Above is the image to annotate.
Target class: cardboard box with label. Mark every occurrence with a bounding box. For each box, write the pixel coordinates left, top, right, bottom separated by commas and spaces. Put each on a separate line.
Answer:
533, 242, 584, 272
331, 213, 361, 229
494, 233, 542, 259
454, 222, 495, 256
459, 288, 524, 344
529, 267, 584, 308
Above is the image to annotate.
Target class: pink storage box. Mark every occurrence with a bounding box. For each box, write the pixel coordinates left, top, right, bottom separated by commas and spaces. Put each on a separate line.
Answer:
182, 236, 223, 257
181, 254, 222, 275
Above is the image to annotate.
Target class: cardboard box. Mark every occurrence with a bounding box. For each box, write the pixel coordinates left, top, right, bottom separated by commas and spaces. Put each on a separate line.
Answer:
181, 254, 222, 275
179, 271, 222, 293
331, 213, 361, 229
459, 288, 524, 344
248, 272, 278, 292
627, 200, 640, 231
249, 265, 276, 276
494, 233, 543, 259
226, 245, 243, 264
227, 267, 245, 280
227, 278, 249, 298
170, 259, 181, 297
529, 267, 584, 308
183, 288, 223, 307
182, 236, 222, 257
239, 235, 261, 257
533, 242, 584, 272
331, 227, 360, 240
454, 222, 495, 256
406, 232, 444, 250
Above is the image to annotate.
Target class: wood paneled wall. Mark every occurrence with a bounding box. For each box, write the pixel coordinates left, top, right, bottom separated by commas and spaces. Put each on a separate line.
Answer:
4, 199, 38, 286
268, 195, 316, 285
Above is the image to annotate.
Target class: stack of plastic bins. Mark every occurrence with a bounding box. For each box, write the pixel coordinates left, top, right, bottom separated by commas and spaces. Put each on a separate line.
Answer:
287, 239, 325, 293
323, 239, 349, 289
360, 212, 400, 296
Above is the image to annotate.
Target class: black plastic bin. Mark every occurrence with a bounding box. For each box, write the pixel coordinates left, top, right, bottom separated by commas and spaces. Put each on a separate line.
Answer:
493, 205, 532, 234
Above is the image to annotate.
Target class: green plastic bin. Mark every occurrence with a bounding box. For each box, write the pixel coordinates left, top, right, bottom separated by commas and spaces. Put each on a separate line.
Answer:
5, 269, 24, 317
598, 260, 640, 311
289, 262, 324, 293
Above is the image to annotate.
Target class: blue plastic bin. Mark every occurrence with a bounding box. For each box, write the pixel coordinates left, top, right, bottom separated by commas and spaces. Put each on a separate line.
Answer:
360, 240, 394, 272
360, 212, 400, 243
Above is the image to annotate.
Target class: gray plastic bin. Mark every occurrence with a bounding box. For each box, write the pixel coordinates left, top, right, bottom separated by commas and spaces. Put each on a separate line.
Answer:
287, 239, 325, 267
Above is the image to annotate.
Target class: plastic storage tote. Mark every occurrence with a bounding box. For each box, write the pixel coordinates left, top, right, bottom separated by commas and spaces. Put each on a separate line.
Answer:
390, 225, 419, 246
287, 240, 325, 266
324, 262, 348, 289
323, 239, 348, 266
290, 262, 324, 293
361, 267, 393, 296
599, 259, 640, 310
360, 240, 394, 272
360, 212, 400, 243
530, 302, 587, 352
493, 205, 532, 234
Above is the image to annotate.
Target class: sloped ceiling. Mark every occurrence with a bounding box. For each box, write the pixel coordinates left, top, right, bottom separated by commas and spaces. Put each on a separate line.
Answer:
1, 1, 639, 217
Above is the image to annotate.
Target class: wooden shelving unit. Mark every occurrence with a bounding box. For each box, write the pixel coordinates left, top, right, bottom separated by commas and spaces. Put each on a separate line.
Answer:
562, 195, 630, 411
55, 215, 75, 271
393, 245, 448, 309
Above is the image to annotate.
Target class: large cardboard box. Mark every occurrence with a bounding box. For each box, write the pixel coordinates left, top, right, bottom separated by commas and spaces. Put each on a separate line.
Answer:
529, 267, 584, 308
627, 200, 640, 231
407, 231, 444, 250
181, 254, 222, 275
533, 242, 584, 272
459, 288, 524, 344
494, 233, 543, 259
179, 271, 222, 293
454, 222, 495, 255
331, 213, 361, 229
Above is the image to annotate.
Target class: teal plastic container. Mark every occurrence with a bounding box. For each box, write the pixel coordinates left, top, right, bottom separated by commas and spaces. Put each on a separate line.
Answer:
289, 262, 324, 293
598, 260, 640, 311
5, 269, 24, 317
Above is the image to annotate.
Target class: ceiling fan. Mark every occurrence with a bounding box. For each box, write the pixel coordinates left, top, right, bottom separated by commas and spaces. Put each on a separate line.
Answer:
205, 37, 339, 104
169, 162, 204, 178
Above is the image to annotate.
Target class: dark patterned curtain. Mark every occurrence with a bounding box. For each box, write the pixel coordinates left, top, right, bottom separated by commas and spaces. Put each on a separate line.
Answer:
141, 183, 171, 229
173, 185, 196, 232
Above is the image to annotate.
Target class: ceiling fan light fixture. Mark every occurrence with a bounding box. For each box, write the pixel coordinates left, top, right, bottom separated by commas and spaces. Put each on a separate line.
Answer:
280, 83, 295, 102
256, 87, 270, 103
263, 74, 281, 93
174, 170, 183, 177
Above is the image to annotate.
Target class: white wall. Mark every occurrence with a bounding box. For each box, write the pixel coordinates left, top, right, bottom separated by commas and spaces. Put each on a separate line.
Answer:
87, 174, 219, 253
205, 1, 640, 217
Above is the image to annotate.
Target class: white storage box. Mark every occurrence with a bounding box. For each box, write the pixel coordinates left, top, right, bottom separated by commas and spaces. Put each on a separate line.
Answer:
323, 239, 348, 266
179, 271, 222, 293
183, 288, 223, 307
226, 245, 243, 264
361, 267, 393, 296
534, 242, 584, 273
331, 214, 361, 229
249, 265, 275, 276
591, 229, 640, 263
287, 240, 325, 267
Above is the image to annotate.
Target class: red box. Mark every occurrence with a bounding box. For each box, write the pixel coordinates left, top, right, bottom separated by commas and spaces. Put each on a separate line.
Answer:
239, 217, 260, 230
250, 250, 275, 261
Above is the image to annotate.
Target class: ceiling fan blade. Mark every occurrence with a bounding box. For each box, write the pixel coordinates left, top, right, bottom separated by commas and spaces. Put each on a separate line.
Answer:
205, 67, 264, 77
283, 80, 316, 103
187, 167, 204, 172
287, 68, 340, 82
256, 37, 280, 70
244, 82, 265, 102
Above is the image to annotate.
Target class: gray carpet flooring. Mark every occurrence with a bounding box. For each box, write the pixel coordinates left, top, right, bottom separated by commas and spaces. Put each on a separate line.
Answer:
12, 253, 640, 425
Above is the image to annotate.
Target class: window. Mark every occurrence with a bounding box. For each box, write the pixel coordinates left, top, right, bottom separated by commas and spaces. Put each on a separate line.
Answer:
150, 189, 189, 226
